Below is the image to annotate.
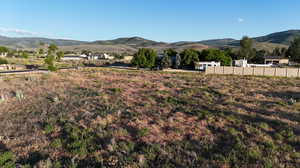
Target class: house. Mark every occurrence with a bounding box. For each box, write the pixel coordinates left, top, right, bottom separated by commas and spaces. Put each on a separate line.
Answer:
0, 52, 8, 57
264, 56, 289, 65
123, 56, 133, 61
235, 58, 273, 67
195, 61, 220, 71
100, 53, 114, 60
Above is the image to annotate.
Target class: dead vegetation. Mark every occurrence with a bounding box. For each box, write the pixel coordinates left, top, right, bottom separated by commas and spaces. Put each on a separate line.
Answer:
0, 68, 300, 167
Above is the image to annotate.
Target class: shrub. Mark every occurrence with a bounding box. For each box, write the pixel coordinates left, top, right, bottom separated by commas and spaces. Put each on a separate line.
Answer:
0, 58, 8, 65
131, 48, 157, 68
0, 152, 16, 168
180, 49, 199, 68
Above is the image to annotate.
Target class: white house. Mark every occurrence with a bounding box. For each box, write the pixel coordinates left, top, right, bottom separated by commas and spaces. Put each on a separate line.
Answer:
100, 53, 114, 60
0, 52, 8, 57
195, 61, 221, 71
235, 59, 273, 68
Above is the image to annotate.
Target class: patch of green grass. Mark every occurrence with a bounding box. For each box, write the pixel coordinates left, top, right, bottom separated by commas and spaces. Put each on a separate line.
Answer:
137, 128, 150, 138
44, 124, 55, 134
109, 88, 122, 94
0, 152, 16, 168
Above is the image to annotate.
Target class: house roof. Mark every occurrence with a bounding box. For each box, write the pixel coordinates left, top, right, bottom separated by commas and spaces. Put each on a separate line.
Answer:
264, 56, 289, 60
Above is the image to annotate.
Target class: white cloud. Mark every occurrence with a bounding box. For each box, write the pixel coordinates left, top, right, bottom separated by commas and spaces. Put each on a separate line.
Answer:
0, 27, 38, 36
238, 18, 244, 23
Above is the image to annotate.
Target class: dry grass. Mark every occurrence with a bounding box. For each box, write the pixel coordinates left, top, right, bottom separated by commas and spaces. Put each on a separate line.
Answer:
0, 68, 300, 167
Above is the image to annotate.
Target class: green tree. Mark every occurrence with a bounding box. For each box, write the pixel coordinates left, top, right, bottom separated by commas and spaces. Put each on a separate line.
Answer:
165, 48, 178, 57
200, 49, 232, 66
131, 48, 157, 68
48, 44, 58, 54
250, 50, 268, 64
0, 57, 8, 64
239, 36, 256, 60
0, 46, 9, 53
21, 52, 29, 59
44, 54, 57, 71
159, 54, 172, 69
39, 48, 44, 55
180, 49, 199, 68
56, 51, 64, 61
287, 37, 300, 62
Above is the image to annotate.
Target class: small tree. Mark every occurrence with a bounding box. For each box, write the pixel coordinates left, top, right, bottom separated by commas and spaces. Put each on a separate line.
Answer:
0, 58, 8, 64
48, 44, 58, 54
287, 37, 300, 62
21, 52, 29, 59
44, 54, 57, 71
174, 54, 181, 69
56, 51, 64, 61
0, 46, 9, 54
160, 54, 172, 69
180, 49, 199, 68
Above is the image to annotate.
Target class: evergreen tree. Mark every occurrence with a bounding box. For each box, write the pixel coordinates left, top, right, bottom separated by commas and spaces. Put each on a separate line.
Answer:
131, 48, 157, 68
180, 49, 199, 68
239, 36, 256, 60
287, 37, 300, 62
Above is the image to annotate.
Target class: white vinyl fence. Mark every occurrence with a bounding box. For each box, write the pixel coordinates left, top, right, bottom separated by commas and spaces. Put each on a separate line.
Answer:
206, 66, 300, 78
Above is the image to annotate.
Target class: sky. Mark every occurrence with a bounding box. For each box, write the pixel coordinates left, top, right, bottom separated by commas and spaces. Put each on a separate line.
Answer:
1, 0, 300, 42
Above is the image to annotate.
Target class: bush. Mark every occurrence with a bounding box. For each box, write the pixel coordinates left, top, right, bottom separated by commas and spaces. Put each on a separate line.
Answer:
131, 48, 157, 68
180, 49, 199, 68
0, 58, 8, 65
0, 151, 16, 168
200, 49, 232, 66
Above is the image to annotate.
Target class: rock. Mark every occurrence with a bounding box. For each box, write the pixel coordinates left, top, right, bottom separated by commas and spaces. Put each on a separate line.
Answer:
137, 154, 145, 165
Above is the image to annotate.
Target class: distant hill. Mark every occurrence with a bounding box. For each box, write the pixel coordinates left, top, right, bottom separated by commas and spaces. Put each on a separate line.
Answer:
0, 29, 299, 53
0, 36, 87, 49
254, 30, 300, 45
92, 37, 166, 47
198, 38, 236, 47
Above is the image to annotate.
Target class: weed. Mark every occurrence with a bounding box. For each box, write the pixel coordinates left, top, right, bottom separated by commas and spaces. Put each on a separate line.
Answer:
137, 128, 150, 138
0, 152, 15, 168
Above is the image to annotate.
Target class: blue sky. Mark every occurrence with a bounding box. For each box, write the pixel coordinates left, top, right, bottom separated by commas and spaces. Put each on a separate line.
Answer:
1, 0, 299, 42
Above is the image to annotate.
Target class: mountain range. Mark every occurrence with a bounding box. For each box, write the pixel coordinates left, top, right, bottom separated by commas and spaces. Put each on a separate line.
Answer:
0, 30, 299, 54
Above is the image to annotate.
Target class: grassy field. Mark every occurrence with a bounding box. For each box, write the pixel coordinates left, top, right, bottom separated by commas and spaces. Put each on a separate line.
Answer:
3, 57, 116, 70
0, 68, 300, 167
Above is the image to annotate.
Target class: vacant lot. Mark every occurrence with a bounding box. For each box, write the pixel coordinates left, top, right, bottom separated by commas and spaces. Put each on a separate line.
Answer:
0, 68, 300, 168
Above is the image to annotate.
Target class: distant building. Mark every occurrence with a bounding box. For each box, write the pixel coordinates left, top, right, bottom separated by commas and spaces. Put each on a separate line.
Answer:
264, 56, 289, 65
100, 53, 114, 60
235, 58, 273, 67
234, 59, 248, 67
195, 61, 220, 71
123, 56, 133, 61
0, 52, 8, 57
61, 56, 84, 61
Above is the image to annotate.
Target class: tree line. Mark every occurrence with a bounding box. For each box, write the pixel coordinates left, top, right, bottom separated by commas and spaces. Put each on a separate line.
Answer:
132, 37, 300, 69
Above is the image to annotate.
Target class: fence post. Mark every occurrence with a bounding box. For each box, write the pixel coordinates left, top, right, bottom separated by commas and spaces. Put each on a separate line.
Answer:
223, 66, 225, 74
242, 67, 245, 75
286, 68, 288, 77
252, 67, 255, 76
263, 67, 265, 76
298, 68, 300, 78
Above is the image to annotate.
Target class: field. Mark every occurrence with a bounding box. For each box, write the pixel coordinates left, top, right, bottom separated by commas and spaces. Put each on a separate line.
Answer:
0, 68, 300, 167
